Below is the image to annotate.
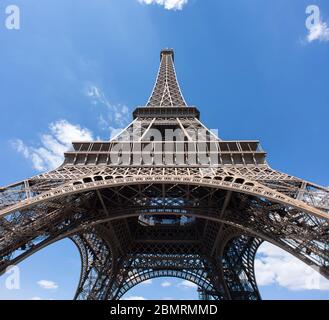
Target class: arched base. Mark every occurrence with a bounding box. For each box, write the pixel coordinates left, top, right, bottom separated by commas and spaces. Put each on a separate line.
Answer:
72, 227, 261, 300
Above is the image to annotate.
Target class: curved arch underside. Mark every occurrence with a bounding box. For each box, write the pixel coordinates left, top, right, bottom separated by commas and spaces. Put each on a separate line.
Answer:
0, 169, 328, 299
71, 229, 262, 300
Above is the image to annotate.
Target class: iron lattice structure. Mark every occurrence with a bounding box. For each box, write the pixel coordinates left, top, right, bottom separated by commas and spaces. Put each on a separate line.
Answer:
0, 49, 328, 300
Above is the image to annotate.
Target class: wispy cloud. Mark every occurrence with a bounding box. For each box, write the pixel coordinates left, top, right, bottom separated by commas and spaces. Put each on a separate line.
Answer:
177, 280, 197, 289
37, 280, 59, 290
161, 281, 172, 287
12, 120, 93, 171
306, 20, 329, 43
13, 84, 129, 171
137, 0, 188, 11
85, 84, 129, 138
255, 242, 329, 291
31, 296, 42, 300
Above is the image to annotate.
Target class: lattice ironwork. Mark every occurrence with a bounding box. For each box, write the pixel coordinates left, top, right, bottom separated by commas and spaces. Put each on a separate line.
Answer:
0, 49, 328, 300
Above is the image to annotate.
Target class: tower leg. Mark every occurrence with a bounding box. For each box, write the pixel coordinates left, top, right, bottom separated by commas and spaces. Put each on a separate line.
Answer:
217, 228, 262, 300
72, 231, 116, 300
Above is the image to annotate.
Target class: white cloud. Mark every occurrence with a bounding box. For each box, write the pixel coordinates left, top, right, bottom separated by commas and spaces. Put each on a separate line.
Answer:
307, 20, 329, 42
255, 242, 329, 291
31, 296, 42, 300
177, 280, 197, 289
13, 84, 129, 170
137, 0, 188, 11
12, 120, 93, 171
85, 84, 129, 136
37, 280, 59, 290
122, 295, 146, 300
161, 281, 172, 287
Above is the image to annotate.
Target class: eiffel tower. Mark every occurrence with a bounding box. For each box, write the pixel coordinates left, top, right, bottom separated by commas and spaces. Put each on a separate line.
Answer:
0, 49, 328, 300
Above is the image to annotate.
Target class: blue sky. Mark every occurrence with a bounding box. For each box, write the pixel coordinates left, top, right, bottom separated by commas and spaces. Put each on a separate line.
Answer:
0, 0, 328, 300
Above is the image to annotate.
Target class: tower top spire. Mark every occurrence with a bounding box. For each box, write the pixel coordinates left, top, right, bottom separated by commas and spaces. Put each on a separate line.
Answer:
160, 48, 174, 61
146, 48, 186, 107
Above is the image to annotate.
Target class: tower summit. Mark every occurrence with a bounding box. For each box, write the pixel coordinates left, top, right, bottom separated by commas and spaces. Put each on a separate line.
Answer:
0, 49, 328, 300
147, 48, 186, 107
